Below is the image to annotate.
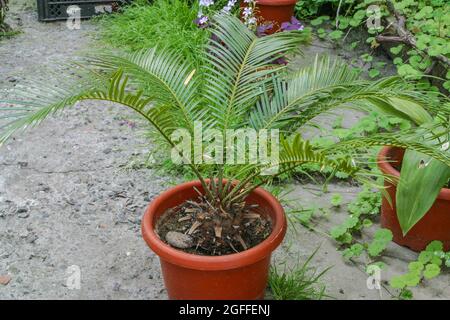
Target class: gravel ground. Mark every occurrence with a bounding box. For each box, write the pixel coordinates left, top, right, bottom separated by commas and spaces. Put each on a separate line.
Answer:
1, 5, 449, 300
0, 9, 168, 299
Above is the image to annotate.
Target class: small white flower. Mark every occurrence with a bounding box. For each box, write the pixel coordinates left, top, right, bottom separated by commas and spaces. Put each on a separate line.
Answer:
244, 0, 253, 3
222, 5, 231, 13
243, 7, 252, 17
199, 0, 214, 7
247, 17, 257, 25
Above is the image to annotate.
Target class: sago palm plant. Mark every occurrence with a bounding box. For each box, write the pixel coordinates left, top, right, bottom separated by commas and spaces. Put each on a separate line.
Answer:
1, 14, 449, 253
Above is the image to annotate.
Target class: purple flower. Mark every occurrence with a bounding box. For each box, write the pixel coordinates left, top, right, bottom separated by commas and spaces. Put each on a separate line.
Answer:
256, 23, 274, 37
281, 16, 304, 31
194, 15, 210, 28
273, 57, 288, 65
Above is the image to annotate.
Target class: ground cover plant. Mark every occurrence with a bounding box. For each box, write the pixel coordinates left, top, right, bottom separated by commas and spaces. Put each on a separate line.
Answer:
295, 0, 450, 92
291, 1, 450, 298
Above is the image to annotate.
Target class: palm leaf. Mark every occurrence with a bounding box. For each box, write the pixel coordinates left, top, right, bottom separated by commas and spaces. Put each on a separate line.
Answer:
249, 55, 434, 132
83, 47, 201, 134
202, 13, 307, 132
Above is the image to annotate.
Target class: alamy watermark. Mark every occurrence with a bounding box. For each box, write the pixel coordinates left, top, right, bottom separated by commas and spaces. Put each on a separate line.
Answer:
66, 265, 81, 290
366, 264, 382, 297
170, 122, 280, 175
366, 5, 382, 31
65, 5, 112, 30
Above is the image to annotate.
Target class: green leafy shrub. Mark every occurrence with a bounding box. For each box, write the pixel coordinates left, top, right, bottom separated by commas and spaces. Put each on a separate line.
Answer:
297, 0, 450, 92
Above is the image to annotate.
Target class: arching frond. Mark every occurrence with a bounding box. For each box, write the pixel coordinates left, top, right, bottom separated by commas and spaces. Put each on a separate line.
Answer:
249, 55, 434, 132
202, 13, 308, 132
325, 129, 450, 167
83, 47, 201, 133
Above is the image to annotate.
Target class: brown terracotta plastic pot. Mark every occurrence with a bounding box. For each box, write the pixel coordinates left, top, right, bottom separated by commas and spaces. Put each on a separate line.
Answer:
241, 0, 297, 34
377, 146, 450, 252
141, 180, 287, 300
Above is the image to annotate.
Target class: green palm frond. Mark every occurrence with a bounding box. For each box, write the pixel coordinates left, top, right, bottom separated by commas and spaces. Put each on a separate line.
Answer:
249, 55, 434, 132
223, 134, 362, 204
326, 130, 450, 167
0, 68, 104, 144
1, 14, 449, 213
83, 47, 201, 133
202, 13, 308, 132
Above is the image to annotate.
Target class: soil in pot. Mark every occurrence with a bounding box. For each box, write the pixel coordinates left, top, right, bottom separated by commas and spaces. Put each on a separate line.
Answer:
155, 195, 272, 256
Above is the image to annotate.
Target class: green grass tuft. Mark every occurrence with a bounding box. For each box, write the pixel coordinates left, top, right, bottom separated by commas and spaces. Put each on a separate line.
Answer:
96, 0, 209, 63
268, 248, 330, 300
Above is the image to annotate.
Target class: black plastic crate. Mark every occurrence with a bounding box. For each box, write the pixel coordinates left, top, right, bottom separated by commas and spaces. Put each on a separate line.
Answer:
36, 0, 126, 21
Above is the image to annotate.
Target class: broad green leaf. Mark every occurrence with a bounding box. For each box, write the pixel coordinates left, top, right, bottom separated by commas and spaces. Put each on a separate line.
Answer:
397, 64, 422, 78
408, 261, 424, 273
372, 97, 433, 126
423, 264, 440, 279
329, 30, 343, 40
368, 69, 380, 78
396, 150, 450, 235
426, 240, 444, 252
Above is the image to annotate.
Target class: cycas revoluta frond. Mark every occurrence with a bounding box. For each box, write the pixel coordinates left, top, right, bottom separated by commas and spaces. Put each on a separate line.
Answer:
202, 13, 308, 132
84, 47, 201, 134
326, 129, 450, 167
0, 68, 103, 144
249, 55, 434, 132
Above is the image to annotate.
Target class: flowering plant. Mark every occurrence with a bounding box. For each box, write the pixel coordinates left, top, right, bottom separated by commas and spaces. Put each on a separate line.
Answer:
195, 0, 240, 28
195, 0, 304, 36
195, 0, 257, 29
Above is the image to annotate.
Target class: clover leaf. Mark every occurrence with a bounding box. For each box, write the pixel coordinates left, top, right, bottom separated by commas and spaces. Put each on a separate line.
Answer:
423, 264, 440, 279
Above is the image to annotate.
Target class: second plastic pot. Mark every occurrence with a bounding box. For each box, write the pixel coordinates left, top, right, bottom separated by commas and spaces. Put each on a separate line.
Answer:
377, 146, 450, 251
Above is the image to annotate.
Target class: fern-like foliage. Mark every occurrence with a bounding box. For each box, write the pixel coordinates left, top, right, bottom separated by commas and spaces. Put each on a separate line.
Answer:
1, 13, 449, 210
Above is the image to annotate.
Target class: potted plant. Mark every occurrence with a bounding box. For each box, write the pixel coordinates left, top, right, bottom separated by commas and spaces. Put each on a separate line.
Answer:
377, 108, 450, 251
240, 0, 298, 33
1, 14, 449, 299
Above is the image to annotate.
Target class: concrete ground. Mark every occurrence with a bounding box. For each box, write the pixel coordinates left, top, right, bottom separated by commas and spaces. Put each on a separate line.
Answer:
0, 5, 449, 299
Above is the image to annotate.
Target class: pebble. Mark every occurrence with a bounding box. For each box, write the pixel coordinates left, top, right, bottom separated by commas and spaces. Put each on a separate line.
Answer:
26, 233, 38, 244
0, 275, 11, 286
112, 282, 121, 292
17, 161, 28, 168
17, 207, 29, 219
165, 231, 194, 249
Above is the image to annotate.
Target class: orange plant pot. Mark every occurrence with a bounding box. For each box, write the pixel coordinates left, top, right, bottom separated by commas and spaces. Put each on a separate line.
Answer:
377, 146, 450, 252
241, 0, 297, 34
141, 180, 287, 300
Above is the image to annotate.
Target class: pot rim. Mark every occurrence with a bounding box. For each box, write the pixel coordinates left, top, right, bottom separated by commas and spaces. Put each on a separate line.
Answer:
141, 180, 287, 271
256, 0, 297, 6
377, 146, 450, 201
